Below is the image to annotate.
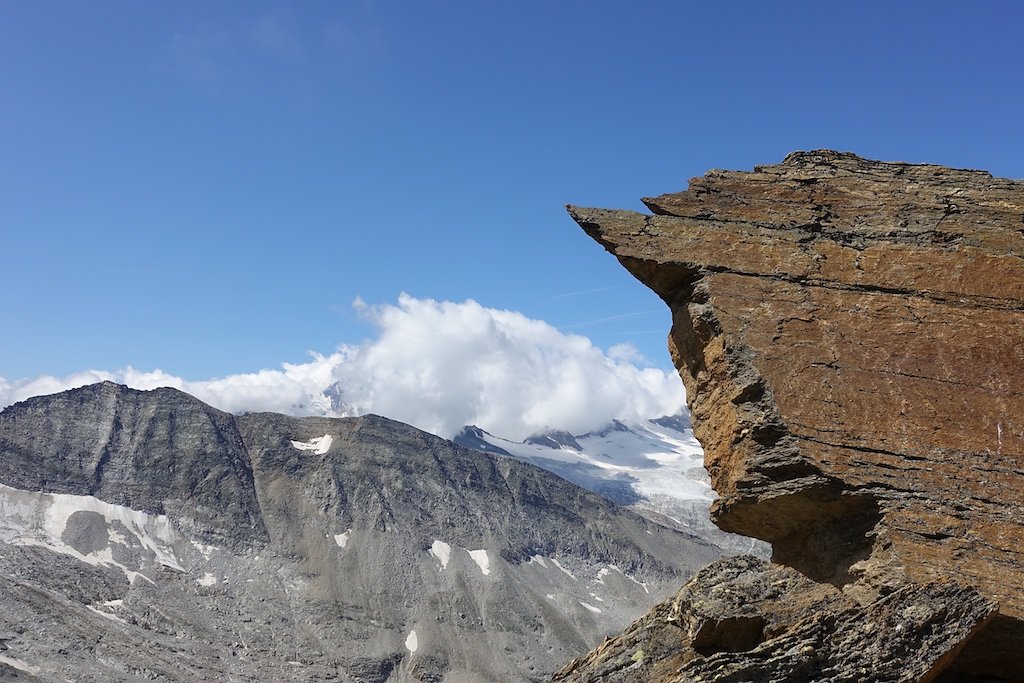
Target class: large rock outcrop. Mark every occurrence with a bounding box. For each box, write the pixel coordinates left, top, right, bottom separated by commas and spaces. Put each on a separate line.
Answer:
565, 151, 1024, 680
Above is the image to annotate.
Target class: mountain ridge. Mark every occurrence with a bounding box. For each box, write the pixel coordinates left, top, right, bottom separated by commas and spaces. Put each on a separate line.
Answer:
0, 382, 725, 682
454, 416, 764, 555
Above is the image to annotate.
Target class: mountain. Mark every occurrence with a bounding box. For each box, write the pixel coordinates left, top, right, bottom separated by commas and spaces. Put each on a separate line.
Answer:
454, 416, 765, 555
0, 382, 724, 682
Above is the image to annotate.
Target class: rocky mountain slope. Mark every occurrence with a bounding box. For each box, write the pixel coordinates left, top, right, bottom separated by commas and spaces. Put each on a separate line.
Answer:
564, 151, 1024, 681
454, 417, 764, 555
0, 382, 724, 682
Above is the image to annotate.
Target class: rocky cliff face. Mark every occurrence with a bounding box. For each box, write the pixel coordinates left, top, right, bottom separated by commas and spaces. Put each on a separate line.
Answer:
0, 382, 724, 682
565, 151, 1024, 681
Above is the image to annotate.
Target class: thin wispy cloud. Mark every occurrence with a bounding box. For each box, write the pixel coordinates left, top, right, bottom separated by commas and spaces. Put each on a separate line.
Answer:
551, 285, 621, 300
583, 330, 666, 337
0, 296, 684, 442
562, 309, 663, 329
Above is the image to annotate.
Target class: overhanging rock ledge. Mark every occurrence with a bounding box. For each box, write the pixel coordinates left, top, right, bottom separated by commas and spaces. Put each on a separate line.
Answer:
562, 150, 1024, 681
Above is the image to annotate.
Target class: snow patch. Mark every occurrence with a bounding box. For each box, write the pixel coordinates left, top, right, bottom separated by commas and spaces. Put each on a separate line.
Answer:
430, 540, 451, 568
528, 554, 548, 568
0, 483, 183, 582
550, 559, 576, 580
0, 654, 39, 676
579, 601, 602, 614
197, 572, 217, 587
290, 434, 333, 455
191, 540, 218, 559
626, 573, 649, 594
405, 629, 418, 653
467, 549, 490, 575
88, 604, 128, 624
600, 564, 649, 593
468, 416, 718, 528
334, 530, 350, 548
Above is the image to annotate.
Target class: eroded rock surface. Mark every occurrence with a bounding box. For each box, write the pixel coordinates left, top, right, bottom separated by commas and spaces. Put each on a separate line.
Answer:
553, 556, 996, 683
567, 151, 1024, 680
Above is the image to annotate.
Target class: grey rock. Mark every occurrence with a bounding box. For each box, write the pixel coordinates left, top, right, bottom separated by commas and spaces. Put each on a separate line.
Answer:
552, 556, 997, 683
0, 383, 725, 682
451, 425, 512, 457
524, 431, 583, 452
0, 381, 266, 548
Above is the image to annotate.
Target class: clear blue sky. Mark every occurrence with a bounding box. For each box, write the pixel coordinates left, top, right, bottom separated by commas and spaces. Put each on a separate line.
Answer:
3, 1, 1022, 380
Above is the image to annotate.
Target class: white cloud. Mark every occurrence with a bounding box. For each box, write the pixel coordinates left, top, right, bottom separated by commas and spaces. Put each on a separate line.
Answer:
0, 295, 685, 441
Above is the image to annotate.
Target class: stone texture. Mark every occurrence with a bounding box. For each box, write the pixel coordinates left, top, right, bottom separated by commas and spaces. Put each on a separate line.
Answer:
552, 556, 996, 683
567, 151, 1024, 680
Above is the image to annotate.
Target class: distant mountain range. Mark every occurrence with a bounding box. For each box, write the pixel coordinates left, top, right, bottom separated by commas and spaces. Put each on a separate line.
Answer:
293, 382, 764, 555
455, 416, 765, 555
0, 383, 726, 682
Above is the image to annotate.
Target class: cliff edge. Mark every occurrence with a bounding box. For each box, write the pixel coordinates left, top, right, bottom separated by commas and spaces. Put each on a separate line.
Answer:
562, 151, 1024, 681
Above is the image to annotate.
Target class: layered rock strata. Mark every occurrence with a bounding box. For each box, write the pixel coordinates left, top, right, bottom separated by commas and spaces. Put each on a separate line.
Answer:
566, 151, 1024, 680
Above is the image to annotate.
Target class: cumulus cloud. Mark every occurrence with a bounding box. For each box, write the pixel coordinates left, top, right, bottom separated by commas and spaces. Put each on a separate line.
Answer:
0, 295, 685, 441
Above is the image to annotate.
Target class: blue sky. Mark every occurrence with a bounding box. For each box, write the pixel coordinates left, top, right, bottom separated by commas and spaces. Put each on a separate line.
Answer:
2, 2, 1022, 400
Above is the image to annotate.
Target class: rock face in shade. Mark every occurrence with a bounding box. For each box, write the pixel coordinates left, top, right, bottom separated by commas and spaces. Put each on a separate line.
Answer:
0, 382, 724, 682
566, 151, 1024, 680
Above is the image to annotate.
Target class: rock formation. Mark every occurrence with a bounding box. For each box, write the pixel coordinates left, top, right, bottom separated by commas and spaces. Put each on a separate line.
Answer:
564, 151, 1024, 681
553, 556, 995, 683
0, 382, 724, 682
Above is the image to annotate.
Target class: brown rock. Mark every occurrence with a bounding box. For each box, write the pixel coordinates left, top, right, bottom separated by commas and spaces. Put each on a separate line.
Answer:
566, 151, 1024, 680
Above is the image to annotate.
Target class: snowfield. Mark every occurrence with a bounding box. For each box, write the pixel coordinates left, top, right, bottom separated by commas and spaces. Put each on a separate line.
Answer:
456, 414, 767, 554
0, 483, 184, 582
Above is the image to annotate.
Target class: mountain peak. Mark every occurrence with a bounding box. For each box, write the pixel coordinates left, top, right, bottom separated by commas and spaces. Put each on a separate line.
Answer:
524, 429, 582, 451
0, 382, 724, 681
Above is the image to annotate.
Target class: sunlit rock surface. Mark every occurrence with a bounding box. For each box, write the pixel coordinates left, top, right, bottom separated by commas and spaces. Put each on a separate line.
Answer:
565, 151, 1024, 681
